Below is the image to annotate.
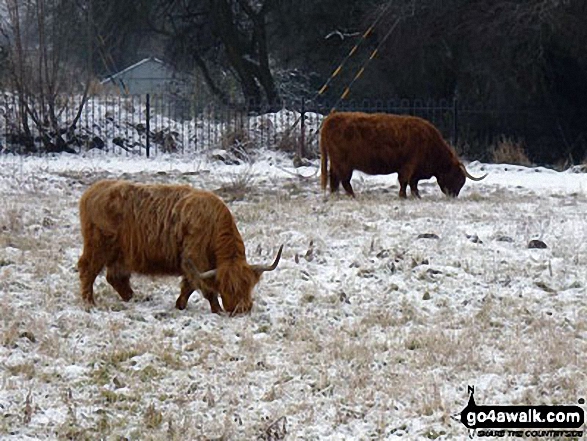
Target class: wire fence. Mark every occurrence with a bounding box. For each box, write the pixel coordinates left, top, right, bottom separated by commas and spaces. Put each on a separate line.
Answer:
0, 93, 572, 163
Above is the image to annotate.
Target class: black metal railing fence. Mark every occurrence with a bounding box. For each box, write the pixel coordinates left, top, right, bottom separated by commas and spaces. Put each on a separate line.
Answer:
0, 92, 571, 163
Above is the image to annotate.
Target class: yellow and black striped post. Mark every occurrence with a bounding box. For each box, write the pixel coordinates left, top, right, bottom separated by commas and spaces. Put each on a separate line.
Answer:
283, 2, 405, 142
328, 16, 402, 113
317, 24, 376, 98
336, 46, 380, 102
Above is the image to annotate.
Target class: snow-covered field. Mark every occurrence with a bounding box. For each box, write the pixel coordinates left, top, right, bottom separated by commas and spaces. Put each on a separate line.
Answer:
0, 151, 586, 440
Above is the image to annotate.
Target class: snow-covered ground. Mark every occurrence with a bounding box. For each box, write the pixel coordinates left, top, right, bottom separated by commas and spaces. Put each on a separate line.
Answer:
0, 150, 586, 440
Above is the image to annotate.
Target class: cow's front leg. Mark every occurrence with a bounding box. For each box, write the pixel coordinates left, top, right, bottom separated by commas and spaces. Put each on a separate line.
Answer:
409, 179, 421, 198
398, 180, 408, 199
176, 278, 195, 310
202, 289, 223, 314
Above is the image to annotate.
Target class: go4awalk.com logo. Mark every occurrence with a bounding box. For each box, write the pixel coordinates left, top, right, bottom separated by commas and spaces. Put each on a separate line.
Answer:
454, 386, 585, 439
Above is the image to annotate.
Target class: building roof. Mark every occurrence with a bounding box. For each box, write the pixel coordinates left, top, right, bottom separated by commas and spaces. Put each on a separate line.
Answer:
101, 57, 167, 83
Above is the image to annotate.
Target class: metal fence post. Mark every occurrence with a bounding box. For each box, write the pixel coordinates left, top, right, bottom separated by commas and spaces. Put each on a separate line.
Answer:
146, 93, 151, 157
299, 97, 306, 159
452, 97, 459, 148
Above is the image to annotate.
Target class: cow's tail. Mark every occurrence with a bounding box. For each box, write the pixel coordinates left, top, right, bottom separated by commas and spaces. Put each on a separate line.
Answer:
320, 132, 328, 191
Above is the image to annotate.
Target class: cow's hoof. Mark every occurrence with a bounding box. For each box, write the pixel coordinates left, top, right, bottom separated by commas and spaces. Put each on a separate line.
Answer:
82, 296, 96, 306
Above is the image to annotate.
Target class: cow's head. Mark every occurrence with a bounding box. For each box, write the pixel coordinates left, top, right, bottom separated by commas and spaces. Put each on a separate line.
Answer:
215, 263, 260, 314
438, 163, 487, 197
437, 166, 466, 197
189, 245, 283, 315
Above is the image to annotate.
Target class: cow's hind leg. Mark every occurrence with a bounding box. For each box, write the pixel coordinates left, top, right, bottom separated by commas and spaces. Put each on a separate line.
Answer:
78, 252, 106, 305
341, 179, 355, 197
106, 265, 134, 301
329, 170, 341, 193
339, 170, 355, 197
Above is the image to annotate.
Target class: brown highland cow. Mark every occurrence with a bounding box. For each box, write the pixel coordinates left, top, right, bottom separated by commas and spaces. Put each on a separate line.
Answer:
320, 112, 487, 198
77, 180, 282, 314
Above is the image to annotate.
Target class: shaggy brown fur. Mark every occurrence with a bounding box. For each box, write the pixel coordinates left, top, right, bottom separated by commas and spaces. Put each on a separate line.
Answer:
320, 112, 483, 198
78, 180, 272, 314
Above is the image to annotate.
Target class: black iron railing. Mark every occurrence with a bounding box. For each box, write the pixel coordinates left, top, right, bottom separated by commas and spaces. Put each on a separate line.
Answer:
0, 93, 573, 164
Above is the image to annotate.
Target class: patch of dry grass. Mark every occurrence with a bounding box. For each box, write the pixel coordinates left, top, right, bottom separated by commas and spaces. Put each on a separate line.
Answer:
491, 135, 531, 165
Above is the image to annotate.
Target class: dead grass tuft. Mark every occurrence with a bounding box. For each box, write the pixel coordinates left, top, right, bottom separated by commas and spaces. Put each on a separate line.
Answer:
491, 136, 531, 165
23, 390, 33, 424
144, 403, 164, 429
220, 124, 255, 162
214, 163, 257, 202
258, 416, 287, 441
7, 362, 36, 379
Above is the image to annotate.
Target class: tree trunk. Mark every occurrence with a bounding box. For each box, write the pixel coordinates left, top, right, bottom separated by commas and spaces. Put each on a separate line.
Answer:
210, 0, 279, 111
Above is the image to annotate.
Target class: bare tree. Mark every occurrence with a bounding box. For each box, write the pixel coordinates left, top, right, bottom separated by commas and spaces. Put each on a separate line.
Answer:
85, 0, 156, 76
2, 0, 93, 152
150, 0, 280, 111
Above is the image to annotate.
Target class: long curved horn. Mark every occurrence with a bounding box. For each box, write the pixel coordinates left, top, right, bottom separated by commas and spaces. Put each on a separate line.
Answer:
251, 244, 284, 273
186, 258, 217, 280
460, 163, 488, 181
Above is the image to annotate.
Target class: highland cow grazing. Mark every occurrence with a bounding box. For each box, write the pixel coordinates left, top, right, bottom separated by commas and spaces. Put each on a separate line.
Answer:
320, 112, 487, 198
77, 180, 282, 314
